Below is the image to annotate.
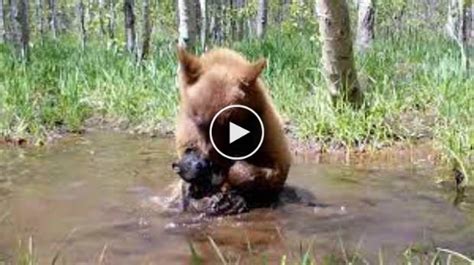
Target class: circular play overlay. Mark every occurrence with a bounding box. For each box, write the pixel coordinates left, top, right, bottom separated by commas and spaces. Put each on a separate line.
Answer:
209, 105, 264, 161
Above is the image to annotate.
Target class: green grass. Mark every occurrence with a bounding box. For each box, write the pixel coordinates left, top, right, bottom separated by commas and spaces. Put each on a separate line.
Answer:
189, 236, 474, 265
9, 235, 474, 265
0, 31, 472, 184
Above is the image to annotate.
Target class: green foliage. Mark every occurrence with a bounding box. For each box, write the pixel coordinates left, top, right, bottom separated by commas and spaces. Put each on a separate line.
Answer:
0, 15, 472, 182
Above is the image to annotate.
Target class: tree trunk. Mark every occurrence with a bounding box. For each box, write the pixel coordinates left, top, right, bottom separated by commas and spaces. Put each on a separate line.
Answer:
178, 0, 198, 48
124, 0, 136, 54
140, 0, 151, 60
98, 0, 106, 37
356, 0, 375, 52
446, 0, 461, 40
447, 0, 472, 72
18, 0, 28, 59
11, 0, 18, 43
108, 0, 115, 42
256, 0, 267, 38
11, 0, 28, 59
233, 0, 245, 40
317, 0, 363, 106
0, 0, 5, 42
48, 0, 57, 38
459, 0, 472, 72
209, 0, 224, 44
35, 0, 44, 41
78, 0, 86, 49
199, 0, 207, 50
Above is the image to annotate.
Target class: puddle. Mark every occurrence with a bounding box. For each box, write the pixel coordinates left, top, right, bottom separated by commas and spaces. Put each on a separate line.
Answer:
0, 132, 472, 264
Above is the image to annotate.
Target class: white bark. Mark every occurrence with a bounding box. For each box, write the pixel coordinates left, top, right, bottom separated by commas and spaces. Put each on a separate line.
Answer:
446, 0, 461, 40
199, 0, 207, 50
124, 0, 136, 53
356, 0, 375, 52
256, 0, 267, 38
447, 0, 472, 72
317, 0, 363, 106
178, 0, 198, 48
35, 0, 44, 40
0, 0, 5, 42
11, 0, 28, 59
98, 0, 106, 37
48, 0, 57, 39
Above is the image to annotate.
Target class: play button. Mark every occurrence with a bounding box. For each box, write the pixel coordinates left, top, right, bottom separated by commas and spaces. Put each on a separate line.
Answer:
209, 105, 264, 160
229, 122, 249, 144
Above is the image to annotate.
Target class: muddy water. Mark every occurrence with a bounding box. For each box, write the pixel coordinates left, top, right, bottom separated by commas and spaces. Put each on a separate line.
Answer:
0, 132, 473, 264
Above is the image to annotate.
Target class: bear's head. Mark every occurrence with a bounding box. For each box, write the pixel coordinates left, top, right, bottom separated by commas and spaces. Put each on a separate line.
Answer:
177, 47, 267, 136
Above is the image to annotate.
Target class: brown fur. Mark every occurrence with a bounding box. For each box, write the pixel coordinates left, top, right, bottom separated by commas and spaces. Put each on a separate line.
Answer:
175, 47, 291, 198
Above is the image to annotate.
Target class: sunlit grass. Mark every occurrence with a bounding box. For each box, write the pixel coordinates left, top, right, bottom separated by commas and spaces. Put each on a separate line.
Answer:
190, 236, 474, 265
0, 30, 472, 184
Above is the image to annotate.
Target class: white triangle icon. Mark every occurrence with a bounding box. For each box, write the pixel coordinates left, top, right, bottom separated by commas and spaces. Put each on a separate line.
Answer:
229, 122, 250, 144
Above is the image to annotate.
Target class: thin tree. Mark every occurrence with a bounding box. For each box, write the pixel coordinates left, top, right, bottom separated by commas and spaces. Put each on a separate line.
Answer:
446, 0, 461, 40
317, 0, 363, 106
108, 0, 116, 44
233, 0, 245, 41
11, 0, 18, 43
356, 0, 375, 52
124, 0, 136, 54
98, 0, 106, 37
256, 0, 267, 38
78, 0, 86, 49
35, 0, 44, 41
209, 0, 223, 44
199, 0, 207, 50
447, 0, 472, 72
48, 0, 57, 38
0, 0, 5, 42
11, 0, 28, 59
140, 0, 151, 60
458, 0, 472, 72
18, 0, 28, 59
178, 0, 198, 48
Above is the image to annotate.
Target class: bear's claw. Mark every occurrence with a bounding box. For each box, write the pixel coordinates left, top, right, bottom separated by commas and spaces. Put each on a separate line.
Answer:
207, 191, 248, 216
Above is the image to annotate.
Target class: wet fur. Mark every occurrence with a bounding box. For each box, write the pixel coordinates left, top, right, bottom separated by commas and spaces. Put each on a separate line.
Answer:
174, 47, 292, 215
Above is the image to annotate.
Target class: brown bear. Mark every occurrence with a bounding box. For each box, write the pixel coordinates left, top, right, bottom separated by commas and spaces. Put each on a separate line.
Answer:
174, 47, 291, 215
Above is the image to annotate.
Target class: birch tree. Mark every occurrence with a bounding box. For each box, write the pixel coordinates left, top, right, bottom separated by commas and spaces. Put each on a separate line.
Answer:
98, 0, 106, 37
11, 0, 28, 59
199, 0, 207, 50
35, 0, 44, 41
317, 0, 363, 106
124, 0, 136, 53
48, 0, 57, 38
77, 0, 86, 49
356, 0, 375, 52
108, 0, 116, 43
233, 0, 245, 41
140, 0, 152, 60
458, 0, 472, 71
256, 0, 267, 38
209, 0, 223, 44
0, 0, 5, 42
446, 0, 461, 40
447, 0, 472, 72
178, 0, 198, 48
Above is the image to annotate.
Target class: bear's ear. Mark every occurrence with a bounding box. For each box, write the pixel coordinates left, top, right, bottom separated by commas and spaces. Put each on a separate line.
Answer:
177, 46, 202, 85
241, 58, 267, 86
